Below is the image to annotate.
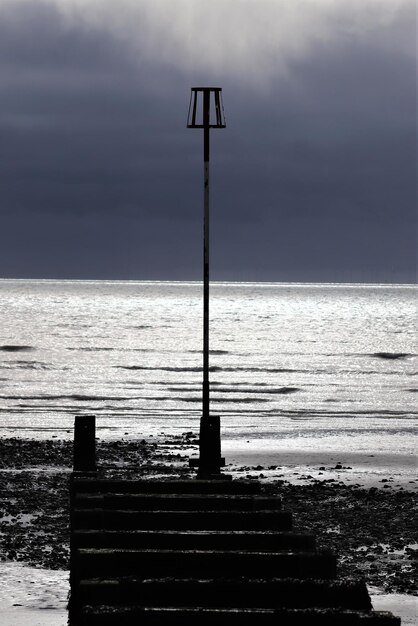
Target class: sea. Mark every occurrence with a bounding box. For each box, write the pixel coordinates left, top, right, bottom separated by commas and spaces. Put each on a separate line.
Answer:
1, 280, 416, 626
0, 279, 416, 466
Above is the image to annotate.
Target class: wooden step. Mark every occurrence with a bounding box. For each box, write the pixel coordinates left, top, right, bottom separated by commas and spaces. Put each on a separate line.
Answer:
68, 476, 402, 626
79, 605, 401, 625
71, 478, 261, 495
74, 493, 282, 511
74, 548, 337, 579
77, 576, 372, 610
72, 529, 315, 551
72, 508, 293, 531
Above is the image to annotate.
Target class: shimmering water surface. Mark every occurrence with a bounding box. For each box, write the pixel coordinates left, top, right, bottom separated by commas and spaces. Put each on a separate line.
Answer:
0, 280, 416, 458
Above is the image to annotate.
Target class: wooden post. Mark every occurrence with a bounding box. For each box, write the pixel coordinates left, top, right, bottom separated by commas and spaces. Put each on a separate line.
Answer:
69, 414, 96, 622
73, 414, 96, 472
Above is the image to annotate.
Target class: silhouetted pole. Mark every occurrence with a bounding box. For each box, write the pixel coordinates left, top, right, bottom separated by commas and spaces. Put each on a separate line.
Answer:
203, 88, 210, 430
187, 87, 226, 477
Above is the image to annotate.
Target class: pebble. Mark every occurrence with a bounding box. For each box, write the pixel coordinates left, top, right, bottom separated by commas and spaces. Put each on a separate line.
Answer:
0, 436, 416, 596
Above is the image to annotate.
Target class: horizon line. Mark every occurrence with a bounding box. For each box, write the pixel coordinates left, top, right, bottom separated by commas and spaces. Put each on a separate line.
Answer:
0, 277, 416, 288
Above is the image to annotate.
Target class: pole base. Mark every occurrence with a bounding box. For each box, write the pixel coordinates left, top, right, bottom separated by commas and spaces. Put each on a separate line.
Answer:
197, 471, 232, 481
189, 456, 225, 468
189, 456, 230, 480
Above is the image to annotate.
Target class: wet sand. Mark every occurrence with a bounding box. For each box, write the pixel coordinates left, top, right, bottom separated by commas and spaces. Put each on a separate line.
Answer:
224, 446, 417, 490
0, 435, 416, 623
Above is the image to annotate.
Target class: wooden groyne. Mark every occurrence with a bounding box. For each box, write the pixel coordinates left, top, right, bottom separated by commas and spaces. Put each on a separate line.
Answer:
68, 417, 401, 625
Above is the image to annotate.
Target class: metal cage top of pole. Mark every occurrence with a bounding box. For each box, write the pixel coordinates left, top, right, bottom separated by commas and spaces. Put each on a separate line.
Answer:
187, 87, 226, 129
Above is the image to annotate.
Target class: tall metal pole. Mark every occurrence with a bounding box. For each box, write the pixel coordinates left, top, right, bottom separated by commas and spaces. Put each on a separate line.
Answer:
187, 87, 226, 478
203, 89, 210, 426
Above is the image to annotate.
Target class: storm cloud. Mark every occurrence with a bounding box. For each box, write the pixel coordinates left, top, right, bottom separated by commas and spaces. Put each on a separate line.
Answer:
0, 0, 416, 282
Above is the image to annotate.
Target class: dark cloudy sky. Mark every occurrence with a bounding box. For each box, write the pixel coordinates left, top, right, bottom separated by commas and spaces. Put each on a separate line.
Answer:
0, 0, 416, 282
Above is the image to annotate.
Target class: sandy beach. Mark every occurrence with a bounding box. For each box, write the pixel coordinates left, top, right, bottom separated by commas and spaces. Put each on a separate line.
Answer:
0, 435, 416, 624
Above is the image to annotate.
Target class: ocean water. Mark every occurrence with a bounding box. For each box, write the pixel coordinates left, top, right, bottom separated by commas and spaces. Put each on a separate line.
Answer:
0, 279, 416, 461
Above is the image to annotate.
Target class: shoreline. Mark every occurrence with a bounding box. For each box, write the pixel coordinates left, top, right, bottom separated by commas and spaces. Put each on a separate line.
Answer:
0, 435, 416, 622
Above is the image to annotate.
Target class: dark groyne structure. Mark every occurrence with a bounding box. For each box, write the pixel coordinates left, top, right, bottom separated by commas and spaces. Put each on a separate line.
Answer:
68, 86, 402, 624
68, 415, 401, 625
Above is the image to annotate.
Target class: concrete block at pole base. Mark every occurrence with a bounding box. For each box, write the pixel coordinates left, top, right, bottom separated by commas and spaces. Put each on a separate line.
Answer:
190, 414, 229, 477
189, 457, 226, 468
74, 415, 96, 472
193, 460, 229, 481
200, 414, 221, 458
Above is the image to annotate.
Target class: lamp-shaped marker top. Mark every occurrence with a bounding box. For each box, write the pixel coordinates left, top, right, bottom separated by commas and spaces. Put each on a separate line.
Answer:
187, 88, 226, 129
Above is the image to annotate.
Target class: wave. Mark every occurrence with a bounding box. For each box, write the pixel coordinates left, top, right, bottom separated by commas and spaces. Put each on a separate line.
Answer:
115, 365, 301, 373
274, 387, 300, 394
66, 347, 156, 353
126, 325, 153, 329
66, 347, 115, 352
126, 364, 404, 376
181, 397, 270, 404
187, 349, 230, 355
315, 351, 416, 361
117, 365, 202, 372
167, 386, 301, 395
0, 345, 34, 352
211, 366, 303, 373
370, 352, 414, 360
0, 361, 60, 371
0, 393, 138, 402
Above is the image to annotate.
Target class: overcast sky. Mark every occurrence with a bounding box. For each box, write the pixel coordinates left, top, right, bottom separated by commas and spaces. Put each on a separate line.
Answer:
0, 0, 416, 282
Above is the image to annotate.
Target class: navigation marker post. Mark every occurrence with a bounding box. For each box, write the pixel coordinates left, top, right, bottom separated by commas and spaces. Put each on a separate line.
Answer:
187, 87, 226, 478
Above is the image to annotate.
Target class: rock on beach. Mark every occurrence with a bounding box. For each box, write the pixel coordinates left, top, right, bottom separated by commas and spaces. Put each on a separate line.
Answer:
0, 436, 416, 596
